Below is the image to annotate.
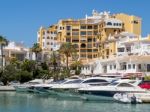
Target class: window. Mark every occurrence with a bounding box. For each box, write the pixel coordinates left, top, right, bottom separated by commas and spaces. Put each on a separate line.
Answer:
113, 23, 117, 26
110, 82, 118, 86
94, 25, 98, 29
43, 31, 45, 35
87, 49, 92, 52
51, 37, 53, 39
81, 54, 86, 58
88, 38, 92, 42
51, 43, 53, 45
64, 79, 82, 84
93, 49, 98, 52
72, 29, 79, 31
93, 38, 96, 42
121, 62, 127, 70
118, 48, 124, 52
83, 79, 108, 83
47, 36, 50, 39
66, 26, 71, 30
118, 83, 134, 87
138, 64, 141, 69
81, 43, 86, 48
66, 32, 71, 36
107, 22, 112, 25
114, 65, 116, 69
80, 26, 86, 29
43, 37, 45, 39
87, 44, 92, 48
132, 20, 139, 24
80, 49, 86, 52
133, 64, 135, 69
81, 31, 86, 35
110, 65, 112, 70
47, 31, 49, 33
94, 31, 98, 35
128, 64, 131, 69
87, 25, 92, 29
66, 38, 71, 42
72, 39, 79, 43
72, 31, 79, 36
87, 31, 92, 35
147, 64, 150, 72
88, 55, 92, 58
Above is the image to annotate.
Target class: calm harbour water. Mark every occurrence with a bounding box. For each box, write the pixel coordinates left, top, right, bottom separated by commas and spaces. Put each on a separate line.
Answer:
0, 92, 150, 112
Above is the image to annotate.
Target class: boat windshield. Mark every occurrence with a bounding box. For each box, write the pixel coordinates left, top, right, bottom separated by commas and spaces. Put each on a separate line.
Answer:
49, 80, 67, 84
109, 82, 119, 86
64, 79, 83, 84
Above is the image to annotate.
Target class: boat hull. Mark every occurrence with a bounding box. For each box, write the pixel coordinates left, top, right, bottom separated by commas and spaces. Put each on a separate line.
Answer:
78, 90, 146, 101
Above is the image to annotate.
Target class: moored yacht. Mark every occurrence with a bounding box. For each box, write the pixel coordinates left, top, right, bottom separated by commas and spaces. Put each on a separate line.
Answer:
14, 79, 46, 92
78, 79, 146, 101
51, 77, 115, 98
31, 80, 67, 94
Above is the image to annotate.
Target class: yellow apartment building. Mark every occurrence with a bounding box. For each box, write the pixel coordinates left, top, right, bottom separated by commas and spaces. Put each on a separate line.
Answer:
37, 10, 142, 63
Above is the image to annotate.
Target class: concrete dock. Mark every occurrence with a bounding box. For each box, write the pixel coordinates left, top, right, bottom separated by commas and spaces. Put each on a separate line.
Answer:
0, 86, 15, 91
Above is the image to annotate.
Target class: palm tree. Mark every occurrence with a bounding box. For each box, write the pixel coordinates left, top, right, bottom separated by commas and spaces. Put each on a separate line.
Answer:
50, 51, 60, 72
71, 60, 82, 70
49, 51, 60, 81
0, 35, 8, 71
31, 43, 42, 61
59, 42, 76, 69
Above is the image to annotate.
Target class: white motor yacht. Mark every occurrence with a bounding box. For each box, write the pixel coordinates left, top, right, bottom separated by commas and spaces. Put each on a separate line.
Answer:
78, 79, 146, 101
51, 77, 115, 98
14, 79, 45, 92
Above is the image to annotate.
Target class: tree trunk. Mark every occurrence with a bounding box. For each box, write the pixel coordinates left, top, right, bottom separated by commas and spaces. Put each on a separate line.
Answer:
66, 55, 68, 70
0, 45, 3, 71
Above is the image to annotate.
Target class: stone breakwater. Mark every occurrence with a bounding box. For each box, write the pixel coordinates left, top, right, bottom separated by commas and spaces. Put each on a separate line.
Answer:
0, 86, 15, 91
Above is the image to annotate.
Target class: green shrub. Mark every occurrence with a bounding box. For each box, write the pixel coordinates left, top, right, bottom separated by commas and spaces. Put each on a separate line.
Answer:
17, 71, 32, 83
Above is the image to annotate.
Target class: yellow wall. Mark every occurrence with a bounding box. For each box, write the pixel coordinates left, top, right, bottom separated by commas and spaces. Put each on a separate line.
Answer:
37, 12, 143, 62
115, 13, 141, 36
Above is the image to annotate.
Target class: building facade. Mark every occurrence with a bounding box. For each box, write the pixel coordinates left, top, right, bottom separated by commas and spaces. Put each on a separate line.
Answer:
0, 41, 34, 66
37, 25, 60, 51
81, 34, 150, 76
37, 10, 142, 63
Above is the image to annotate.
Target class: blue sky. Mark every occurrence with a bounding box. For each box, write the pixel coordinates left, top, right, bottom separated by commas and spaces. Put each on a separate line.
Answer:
0, 0, 150, 47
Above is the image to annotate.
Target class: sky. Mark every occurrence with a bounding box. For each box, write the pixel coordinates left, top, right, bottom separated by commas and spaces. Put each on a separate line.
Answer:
0, 0, 150, 47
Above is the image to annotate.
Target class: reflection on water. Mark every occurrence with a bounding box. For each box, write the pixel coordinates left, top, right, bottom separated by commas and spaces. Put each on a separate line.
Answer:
0, 92, 150, 112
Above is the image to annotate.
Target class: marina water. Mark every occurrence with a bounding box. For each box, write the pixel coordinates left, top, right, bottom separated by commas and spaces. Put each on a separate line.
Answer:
0, 92, 150, 112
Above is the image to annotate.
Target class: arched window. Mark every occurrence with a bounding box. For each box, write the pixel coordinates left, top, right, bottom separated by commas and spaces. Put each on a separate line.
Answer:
81, 43, 86, 48
73, 44, 79, 48
107, 22, 112, 25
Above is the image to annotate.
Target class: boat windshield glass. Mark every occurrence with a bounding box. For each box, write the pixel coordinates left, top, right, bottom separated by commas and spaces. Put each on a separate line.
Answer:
49, 80, 67, 84
82, 79, 108, 83
109, 82, 119, 86
64, 79, 83, 84
117, 83, 134, 87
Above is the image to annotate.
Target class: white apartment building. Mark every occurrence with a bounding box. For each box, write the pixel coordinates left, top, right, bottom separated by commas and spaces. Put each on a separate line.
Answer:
81, 32, 150, 77
1, 41, 34, 65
